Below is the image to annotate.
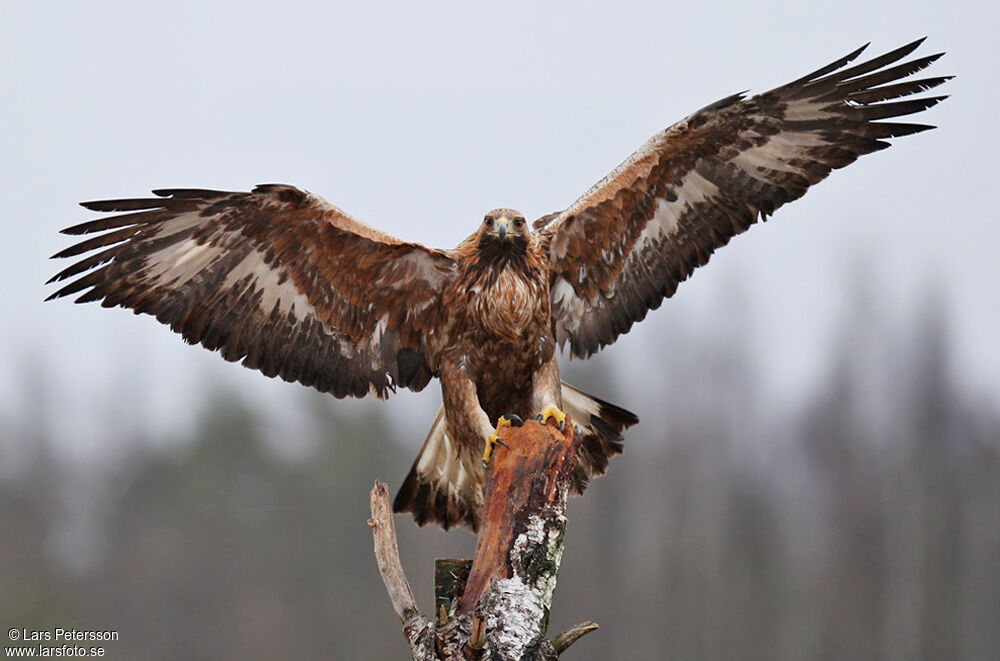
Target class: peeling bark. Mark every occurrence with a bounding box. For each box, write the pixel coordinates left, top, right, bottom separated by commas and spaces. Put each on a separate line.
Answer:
368, 420, 598, 660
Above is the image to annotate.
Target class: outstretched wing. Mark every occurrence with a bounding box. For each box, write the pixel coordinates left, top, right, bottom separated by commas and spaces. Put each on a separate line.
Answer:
536, 39, 950, 358
48, 184, 456, 398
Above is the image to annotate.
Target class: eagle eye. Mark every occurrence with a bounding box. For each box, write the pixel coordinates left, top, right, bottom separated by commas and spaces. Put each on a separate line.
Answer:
513, 218, 524, 229
484, 217, 493, 227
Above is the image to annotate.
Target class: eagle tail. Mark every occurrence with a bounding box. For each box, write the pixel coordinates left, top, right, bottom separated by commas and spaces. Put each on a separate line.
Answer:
393, 407, 486, 532
561, 381, 639, 494
393, 383, 638, 532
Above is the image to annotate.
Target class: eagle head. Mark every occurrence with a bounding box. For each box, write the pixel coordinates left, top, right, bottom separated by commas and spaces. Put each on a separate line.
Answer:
478, 208, 529, 252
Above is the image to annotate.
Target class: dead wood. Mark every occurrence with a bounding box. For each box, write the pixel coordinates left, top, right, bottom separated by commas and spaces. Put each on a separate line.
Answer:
368, 420, 597, 660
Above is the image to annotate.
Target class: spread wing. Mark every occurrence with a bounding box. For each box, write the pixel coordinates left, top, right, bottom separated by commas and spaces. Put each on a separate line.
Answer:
536, 39, 950, 358
47, 184, 456, 398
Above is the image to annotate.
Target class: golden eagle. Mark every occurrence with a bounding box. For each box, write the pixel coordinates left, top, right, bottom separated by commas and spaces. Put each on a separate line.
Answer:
48, 40, 948, 531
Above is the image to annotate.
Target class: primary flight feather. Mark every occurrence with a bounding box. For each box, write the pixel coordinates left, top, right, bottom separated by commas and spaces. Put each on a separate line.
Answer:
48, 39, 948, 531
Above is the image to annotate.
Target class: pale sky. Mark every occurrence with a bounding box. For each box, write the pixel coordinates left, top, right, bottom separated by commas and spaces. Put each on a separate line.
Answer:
2, 1, 996, 460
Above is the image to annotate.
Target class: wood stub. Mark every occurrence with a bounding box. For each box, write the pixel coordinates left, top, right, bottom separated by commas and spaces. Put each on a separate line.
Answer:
435, 558, 473, 623
458, 420, 580, 615
368, 481, 423, 624
550, 621, 600, 654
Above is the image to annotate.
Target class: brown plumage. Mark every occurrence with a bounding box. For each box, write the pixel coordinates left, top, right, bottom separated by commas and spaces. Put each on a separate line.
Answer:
48, 40, 948, 531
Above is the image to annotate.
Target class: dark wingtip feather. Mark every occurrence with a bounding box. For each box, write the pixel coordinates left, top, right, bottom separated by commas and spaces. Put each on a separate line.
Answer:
46, 277, 90, 301
860, 95, 948, 121
819, 40, 934, 88
871, 122, 937, 138
848, 76, 953, 104
898, 36, 927, 55
919, 53, 946, 70
840, 42, 872, 67
851, 38, 926, 75
835, 53, 949, 99
783, 42, 870, 88
151, 188, 231, 199
79, 198, 166, 212
848, 42, 872, 63
60, 220, 105, 236
61, 217, 108, 235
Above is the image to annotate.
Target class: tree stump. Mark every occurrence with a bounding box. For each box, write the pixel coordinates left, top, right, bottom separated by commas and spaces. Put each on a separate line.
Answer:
368, 420, 598, 660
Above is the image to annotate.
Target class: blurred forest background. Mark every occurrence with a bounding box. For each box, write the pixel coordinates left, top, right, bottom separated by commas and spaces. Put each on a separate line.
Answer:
2, 280, 997, 660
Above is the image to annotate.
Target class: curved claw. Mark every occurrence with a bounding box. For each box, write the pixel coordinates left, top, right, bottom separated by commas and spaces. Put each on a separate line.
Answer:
536, 405, 568, 431
482, 414, 522, 467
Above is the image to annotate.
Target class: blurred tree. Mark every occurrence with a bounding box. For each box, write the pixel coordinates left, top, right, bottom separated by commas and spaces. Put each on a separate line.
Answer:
2, 287, 998, 660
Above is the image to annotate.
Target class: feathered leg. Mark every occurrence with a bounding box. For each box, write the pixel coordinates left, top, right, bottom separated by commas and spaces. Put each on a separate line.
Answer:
531, 354, 567, 429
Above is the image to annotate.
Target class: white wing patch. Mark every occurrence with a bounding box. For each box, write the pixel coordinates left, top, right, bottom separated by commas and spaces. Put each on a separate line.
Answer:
373, 312, 391, 345
676, 169, 720, 205
145, 238, 222, 288
635, 169, 718, 253
783, 97, 838, 121
143, 210, 227, 288
221, 250, 313, 322
729, 129, 832, 183
550, 276, 586, 345
733, 141, 806, 177
551, 276, 577, 310
764, 131, 830, 148
146, 238, 314, 323
636, 196, 682, 251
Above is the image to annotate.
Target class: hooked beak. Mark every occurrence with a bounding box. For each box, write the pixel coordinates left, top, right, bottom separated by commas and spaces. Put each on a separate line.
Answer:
494, 217, 509, 239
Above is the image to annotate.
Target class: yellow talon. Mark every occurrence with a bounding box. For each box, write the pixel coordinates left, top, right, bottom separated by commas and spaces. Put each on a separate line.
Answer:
482, 415, 517, 467
536, 405, 568, 431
